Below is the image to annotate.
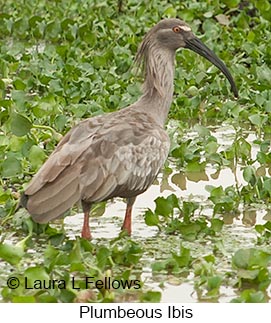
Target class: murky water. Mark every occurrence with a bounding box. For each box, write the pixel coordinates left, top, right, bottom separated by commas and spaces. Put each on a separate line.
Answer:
1, 124, 270, 302
63, 124, 269, 302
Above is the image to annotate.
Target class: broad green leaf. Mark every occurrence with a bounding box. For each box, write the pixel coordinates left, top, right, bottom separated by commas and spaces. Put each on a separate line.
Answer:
238, 138, 251, 158
24, 266, 51, 288
1, 156, 22, 177
232, 248, 271, 269
28, 145, 46, 169
12, 296, 36, 303
222, 0, 241, 8
140, 291, 161, 303
263, 178, 271, 192
264, 221, 271, 231
237, 269, 260, 280
155, 195, 178, 217
163, 6, 177, 18
183, 201, 199, 219
178, 223, 202, 241
144, 209, 159, 226
194, 124, 210, 137
55, 115, 68, 131
210, 218, 224, 233
205, 141, 218, 154
96, 246, 111, 270
44, 245, 59, 269
155, 197, 173, 216
0, 243, 24, 265
231, 290, 266, 303
248, 114, 263, 126
243, 166, 256, 185
172, 245, 191, 268
207, 276, 223, 290
59, 289, 76, 303
151, 261, 167, 272
10, 113, 32, 137
91, 202, 106, 217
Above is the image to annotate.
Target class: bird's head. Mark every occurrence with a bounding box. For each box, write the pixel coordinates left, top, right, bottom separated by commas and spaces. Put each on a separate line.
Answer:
137, 18, 238, 98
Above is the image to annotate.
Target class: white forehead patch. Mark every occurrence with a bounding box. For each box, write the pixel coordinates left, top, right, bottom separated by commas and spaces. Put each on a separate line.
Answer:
180, 25, 191, 32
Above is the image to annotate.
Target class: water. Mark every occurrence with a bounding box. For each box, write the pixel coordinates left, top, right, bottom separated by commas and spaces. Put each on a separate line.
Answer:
63, 124, 268, 302
1, 124, 270, 302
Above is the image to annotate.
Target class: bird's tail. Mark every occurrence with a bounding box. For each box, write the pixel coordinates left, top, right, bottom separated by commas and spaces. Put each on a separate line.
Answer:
21, 165, 81, 223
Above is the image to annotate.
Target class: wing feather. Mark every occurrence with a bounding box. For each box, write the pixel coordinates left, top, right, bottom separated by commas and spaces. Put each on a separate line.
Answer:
22, 108, 170, 223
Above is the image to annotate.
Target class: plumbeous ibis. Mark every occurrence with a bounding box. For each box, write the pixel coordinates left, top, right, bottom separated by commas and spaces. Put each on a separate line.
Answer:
20, 19, 238, 239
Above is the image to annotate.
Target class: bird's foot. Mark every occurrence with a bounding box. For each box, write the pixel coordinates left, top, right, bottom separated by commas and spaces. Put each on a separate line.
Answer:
82, 209, 92, 239
81, 223, 92, 240
121, 224, 131, 236
121, 203, 132, 236
81, 229, 92, 240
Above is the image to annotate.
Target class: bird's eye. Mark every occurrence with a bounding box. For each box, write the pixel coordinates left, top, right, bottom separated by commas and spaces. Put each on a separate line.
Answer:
172, 26, 181, 33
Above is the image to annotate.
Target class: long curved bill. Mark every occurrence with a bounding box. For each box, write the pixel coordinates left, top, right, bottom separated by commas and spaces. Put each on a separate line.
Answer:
185, 37, 238, 98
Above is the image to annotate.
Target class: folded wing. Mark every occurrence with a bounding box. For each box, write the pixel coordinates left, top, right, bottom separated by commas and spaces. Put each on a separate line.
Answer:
21, 110, 170, 223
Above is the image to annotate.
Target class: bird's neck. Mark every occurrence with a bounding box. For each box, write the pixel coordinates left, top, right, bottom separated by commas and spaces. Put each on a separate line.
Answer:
137, 46, 175, 126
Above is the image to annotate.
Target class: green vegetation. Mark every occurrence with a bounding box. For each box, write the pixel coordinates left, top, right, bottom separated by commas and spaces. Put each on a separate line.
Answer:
0, 0, 270, 303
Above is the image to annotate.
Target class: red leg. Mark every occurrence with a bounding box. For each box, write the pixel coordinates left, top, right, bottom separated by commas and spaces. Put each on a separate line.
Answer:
121, 197, 136, 235
81, 202, 92, 240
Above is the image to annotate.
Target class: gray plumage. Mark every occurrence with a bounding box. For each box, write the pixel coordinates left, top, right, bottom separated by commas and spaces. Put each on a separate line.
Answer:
20, 18, 237, 238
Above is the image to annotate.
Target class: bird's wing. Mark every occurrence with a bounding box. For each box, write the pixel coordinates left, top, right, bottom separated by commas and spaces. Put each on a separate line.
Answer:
77, 109, 170, 202
23, 110, 170, 222
80, 124, 170, 202
23, 116, 106, 221
24, 116, 104, 195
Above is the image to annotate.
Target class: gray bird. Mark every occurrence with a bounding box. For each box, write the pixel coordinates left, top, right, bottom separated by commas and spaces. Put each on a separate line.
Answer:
20, 18, 238, 239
